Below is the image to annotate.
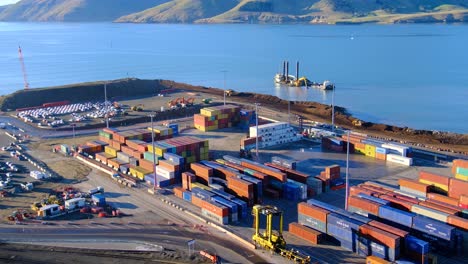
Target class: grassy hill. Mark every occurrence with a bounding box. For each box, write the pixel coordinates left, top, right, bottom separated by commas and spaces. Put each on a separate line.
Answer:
2, 0, 468, 23
0, 0, 169, 22
116, 0, 238, 23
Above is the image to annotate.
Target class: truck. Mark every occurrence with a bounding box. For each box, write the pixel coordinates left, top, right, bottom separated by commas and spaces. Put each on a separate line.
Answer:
89, 186, 104, 195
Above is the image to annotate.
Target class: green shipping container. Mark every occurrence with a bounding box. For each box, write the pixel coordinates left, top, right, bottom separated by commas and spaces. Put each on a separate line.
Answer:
99, 131, 112, 139
456, 167, 468, 176
143, 151, 159, 163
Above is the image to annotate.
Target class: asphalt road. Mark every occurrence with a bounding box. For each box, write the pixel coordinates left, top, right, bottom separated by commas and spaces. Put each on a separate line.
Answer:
0, 224, 267, 264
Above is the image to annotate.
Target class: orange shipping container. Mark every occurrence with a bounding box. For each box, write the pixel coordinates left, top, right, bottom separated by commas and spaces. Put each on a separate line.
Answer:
200, 200, 229, 217
398, 178, 431, 193
359, 184, 390, 196
297, 203, 329, 222
375, 153, 387, 160
425, 198, 463, 212
419, 171, 450, 186
139, 159, 155, 172
418, 201, 459, 215
426, 193, 459, 207
190, 163, 213, 178
452, 159, 468, 174
366, 256, 391, 264
448, 178, 468, 199
447, 215, 468, 230
348, 196, 381, 216
289, 222, 323, 245
460, 195, 468, 206
173, 187, 184, 198
192, 195, 204, 208
359, 224, 401, 248
368, 220, 409, 239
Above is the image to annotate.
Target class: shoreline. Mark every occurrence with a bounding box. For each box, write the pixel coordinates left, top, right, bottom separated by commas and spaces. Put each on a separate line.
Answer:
0, 78, 466, 154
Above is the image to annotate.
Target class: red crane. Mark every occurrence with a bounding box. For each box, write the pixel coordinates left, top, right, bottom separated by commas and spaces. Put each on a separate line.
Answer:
18, 46, 30, 90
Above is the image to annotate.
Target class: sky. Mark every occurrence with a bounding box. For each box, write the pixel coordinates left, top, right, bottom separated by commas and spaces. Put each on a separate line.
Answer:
0, 0, 20, 6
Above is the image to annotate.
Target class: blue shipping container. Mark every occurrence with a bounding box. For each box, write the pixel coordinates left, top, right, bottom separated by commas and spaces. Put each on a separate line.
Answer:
183, 191, 192, 202
355, 235, 370, 257
370, 240, 389, 260
327, 223, 356, 242
379, 206, 415, 227
327, 213, 364, 231
357, 193, 390, 206
376, 147, 388, 154
405, 235, 429, 254
191, 188, 215, 201
159, 179, 171, 187
92, 194, 106, 205
223, 155, 242, 165
231, 198, 248, 218
337, 236, 355, 252
412, 215, 455, 241
307, 199, 340, 213
210, 189, 235, 200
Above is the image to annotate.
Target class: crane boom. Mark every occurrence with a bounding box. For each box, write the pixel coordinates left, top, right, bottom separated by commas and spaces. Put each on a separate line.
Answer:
18, 46, 30, 90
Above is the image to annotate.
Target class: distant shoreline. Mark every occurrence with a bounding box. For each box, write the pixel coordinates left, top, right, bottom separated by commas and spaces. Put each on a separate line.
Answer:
1, 78, 466, 154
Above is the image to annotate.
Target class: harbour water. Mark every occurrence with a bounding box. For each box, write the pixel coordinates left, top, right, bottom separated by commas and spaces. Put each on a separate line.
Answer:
0, 22, 467, 133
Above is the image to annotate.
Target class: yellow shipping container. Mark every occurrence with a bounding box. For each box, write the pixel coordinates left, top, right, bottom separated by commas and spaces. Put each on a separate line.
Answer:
455, 173, 468, 181
355, 148, 365, 155
366, 256, 390, 264
105, 146, 118, 156
365, 144, 376, 157
191, 182, 210, 190
419, 179, 449, 192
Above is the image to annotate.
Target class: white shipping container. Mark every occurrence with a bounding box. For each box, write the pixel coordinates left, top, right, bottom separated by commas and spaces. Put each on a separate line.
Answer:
201, 208, 229, 225
382, 143, 408, 157
156, 166, 174, 179
387, 154, 413, 166
65, 198, 85, 210
410, 204, 450, 223
398, 187, 427, 200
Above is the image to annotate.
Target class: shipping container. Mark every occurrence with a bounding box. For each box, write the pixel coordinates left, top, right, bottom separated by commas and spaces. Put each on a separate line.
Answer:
419, 171, 449, 192
386, 154, 412, 166
289, 222, 323, 244
359, 224, 401, 248
448, 178, 468, 199
348, 196, 381, 216
405, 235, 429, 254
412, 215, 455, 241
378, 206, 415, 227
327, 213, 364, 231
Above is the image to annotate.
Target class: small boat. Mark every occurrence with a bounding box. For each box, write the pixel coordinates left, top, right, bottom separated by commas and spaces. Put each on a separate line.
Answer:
310, 80, 335, 90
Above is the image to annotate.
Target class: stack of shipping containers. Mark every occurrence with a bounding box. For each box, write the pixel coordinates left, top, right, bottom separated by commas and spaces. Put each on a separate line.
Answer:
249, 122, 302, 149
193, 105, 240, 131
323, 132, 413, 166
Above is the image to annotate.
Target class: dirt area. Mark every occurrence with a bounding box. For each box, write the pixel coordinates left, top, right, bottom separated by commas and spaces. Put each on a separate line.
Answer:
0, 243, 209, 264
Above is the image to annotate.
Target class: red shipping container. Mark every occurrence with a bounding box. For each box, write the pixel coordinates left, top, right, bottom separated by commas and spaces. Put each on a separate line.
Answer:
359, 224, 401, 248
418, 201, 459, 215
448, 178, 468, 199
419, 171, 450, 186
348, 196, 381, 216
425, 198, 463, 212
192, 195, 204, 207
190, 163, 213, 178
368, 220, 409, 239
350, 186, 375, 197
393, 194, 420, 205
398, 178, 431, 193
201, 200, 229, 217
460, 195, 468, 208
379, 194, 415, 211
359, 184, 390, 196
447, 215, 468, 230
364, 182, 396, 193
289, 222, 323, 245
426, 193, 459, 207
297, 202, 329, 222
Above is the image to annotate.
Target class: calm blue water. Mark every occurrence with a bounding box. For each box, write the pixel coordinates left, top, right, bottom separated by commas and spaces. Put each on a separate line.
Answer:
0, 23, 467, 133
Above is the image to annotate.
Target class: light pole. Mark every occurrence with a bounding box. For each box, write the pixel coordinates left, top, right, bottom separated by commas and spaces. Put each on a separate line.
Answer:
288, 99, 291, 125
345, 130, 350, 210
331, 87, 335, 133
221, 70, 227, 105
150, 113, 157, 190
71, 123, 76, 149
104, 82, 109, 128
255, 103, 260, 161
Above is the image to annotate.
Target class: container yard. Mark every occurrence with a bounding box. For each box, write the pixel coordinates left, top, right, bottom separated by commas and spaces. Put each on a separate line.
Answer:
1, 93, 468, 264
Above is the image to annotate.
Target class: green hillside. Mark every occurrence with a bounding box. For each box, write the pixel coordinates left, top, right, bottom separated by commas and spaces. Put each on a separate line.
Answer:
2, 0, 468, 23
